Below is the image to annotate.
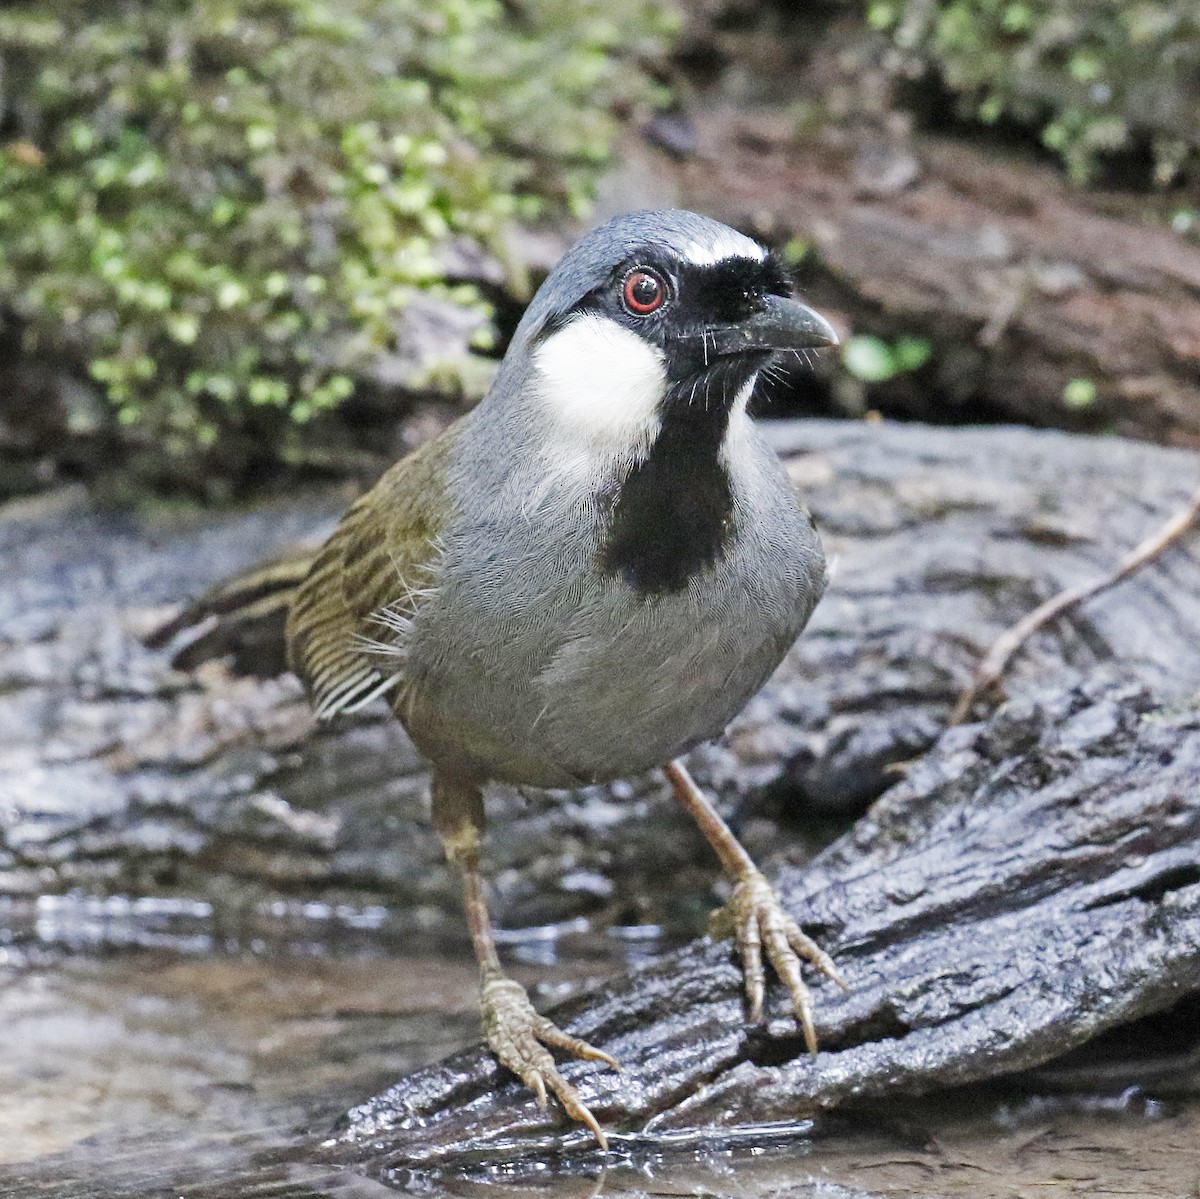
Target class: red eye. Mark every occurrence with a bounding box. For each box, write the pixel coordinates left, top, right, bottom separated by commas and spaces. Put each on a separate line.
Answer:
622, 269, 665, 315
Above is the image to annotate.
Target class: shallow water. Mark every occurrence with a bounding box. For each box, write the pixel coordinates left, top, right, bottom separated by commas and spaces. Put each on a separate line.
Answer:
1, 898, 1197, 1198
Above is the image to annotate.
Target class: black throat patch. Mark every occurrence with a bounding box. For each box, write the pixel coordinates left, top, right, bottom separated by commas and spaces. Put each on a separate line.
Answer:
599, 360, 752, 595
580, 248, 791, 595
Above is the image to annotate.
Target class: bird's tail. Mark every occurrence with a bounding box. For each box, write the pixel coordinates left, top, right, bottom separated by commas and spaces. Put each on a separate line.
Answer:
146, 548, 317, 676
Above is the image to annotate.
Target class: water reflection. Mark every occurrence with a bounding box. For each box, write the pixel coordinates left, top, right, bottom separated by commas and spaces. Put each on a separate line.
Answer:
1, 896, 1197, 1199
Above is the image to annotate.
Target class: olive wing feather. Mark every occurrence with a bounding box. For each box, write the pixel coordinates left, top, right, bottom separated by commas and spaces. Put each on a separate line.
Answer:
285, 432, 453, 720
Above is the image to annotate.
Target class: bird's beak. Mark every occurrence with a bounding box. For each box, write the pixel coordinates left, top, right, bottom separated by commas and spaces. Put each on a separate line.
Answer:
700, 295, 839, 357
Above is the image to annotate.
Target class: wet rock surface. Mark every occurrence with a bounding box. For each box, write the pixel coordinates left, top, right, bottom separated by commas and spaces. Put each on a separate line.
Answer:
1, 418, 1198, 1191
2, 421, 1197, 933
328, 676, 1200, 1169
1, 926, 1198, 1197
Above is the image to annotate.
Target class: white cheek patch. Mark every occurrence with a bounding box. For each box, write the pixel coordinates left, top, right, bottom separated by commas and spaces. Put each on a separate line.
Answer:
680, 231, 765, 268
533, 313, 665, 453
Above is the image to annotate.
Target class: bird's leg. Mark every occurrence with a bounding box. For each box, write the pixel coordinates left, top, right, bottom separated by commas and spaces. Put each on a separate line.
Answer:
663, 759, 846, 1052
433, 771, 618, 1147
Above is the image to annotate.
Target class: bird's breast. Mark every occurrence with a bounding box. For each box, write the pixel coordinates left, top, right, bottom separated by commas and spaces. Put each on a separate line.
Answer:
399, 419, 824, 787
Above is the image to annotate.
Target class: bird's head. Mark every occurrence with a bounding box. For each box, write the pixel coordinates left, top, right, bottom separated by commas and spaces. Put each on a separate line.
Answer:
506, 209, 837, 452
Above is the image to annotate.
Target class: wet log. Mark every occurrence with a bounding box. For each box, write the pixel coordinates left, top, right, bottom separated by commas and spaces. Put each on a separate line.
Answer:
326, 676, 1200, 1173
1, 422, 1197, 932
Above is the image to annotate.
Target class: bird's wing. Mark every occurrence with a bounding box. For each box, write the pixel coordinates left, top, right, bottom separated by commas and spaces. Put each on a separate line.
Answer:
285, 430, 455, 720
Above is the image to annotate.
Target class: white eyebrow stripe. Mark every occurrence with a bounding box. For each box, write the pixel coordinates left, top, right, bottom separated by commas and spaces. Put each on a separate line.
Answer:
680, 232, 766, 267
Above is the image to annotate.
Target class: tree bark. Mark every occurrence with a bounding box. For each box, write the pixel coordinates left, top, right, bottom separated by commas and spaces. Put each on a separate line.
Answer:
2, 422, 1197, 933
2, 420, 1198, 1181
326, 676, 1200, 1172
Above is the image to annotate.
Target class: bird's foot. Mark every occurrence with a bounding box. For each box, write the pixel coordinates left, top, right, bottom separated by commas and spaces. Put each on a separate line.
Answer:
710, 869, 847, 1052
481, 974, 619, 1148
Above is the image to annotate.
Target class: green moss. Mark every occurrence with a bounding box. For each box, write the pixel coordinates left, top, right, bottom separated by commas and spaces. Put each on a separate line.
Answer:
0, 0, 676, 463
877, 0, 1200, 185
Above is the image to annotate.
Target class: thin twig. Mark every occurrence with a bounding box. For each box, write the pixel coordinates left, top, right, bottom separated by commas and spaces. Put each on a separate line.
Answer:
949, 485, 1200, 726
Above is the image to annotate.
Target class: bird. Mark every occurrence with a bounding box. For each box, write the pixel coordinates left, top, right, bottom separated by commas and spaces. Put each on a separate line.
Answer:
156, 209, 844, 1146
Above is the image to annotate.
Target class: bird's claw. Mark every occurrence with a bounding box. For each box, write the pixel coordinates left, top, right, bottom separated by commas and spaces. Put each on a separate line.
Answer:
481, 975, 618, 1148
711, 869, 846, 1053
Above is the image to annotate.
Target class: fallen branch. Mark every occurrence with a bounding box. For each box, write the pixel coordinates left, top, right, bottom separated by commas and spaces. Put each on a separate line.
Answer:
325, 678, 1200, 1175
950, 485, 1200, 724
4, 422, 1198, 923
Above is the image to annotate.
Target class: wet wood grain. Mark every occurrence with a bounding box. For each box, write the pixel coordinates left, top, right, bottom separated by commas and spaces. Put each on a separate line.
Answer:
2, 422, 1197, 928
327, 676, 1200, 1171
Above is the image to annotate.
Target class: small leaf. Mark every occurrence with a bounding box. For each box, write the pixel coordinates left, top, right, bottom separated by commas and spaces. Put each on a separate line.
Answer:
1063, 378, 1098, 409
843, 335, 897, 383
